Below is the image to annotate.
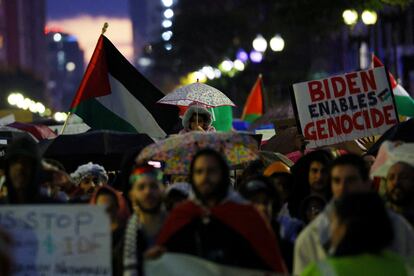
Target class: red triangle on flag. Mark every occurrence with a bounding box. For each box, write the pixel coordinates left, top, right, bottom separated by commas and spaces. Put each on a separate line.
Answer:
371, 54, 398, 89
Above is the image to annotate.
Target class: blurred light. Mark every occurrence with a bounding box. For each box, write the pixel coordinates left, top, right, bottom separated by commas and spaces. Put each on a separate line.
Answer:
138, 57, 152, 67
66, 62, 76, 72
148, 160, 162, 168
53, 33, 62, 42
250, 51, 263, 63
214, 68, 221, 78
162, 19, 172, 28
7, 93, 18, 106
234, 59, 245, 71
252, 34, 267, 52
165, 43, 173, 51
270, 34, 285, 52
219, 60, 233, 72
195, 71, 207, 83
162, 0, 173, 7
164, 9, 174, 19
36, 103, 46, 114
21, 98, 32, 110
162, 31, 173, 41
202, 66, 215, 80
57, 51, 65, 66
54, 112, 68, 122
360, 42, 369, 69
45, 108, 52, 116
29, 101, 38, 113
343, 9, 358, 25
361, 10, 377, 25
236, 49, 248, 63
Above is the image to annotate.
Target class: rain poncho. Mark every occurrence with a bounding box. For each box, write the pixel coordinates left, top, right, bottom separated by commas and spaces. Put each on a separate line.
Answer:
180, 106, 216, 133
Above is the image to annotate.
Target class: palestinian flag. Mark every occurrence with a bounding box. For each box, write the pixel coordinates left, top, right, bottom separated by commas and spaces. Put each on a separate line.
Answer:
69, 35, 180, 138
241, 74, 264, 123
372, 54, 414, 117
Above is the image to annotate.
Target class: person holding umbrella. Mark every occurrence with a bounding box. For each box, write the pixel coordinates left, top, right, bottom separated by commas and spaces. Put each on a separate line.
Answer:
179, 105, 216, 133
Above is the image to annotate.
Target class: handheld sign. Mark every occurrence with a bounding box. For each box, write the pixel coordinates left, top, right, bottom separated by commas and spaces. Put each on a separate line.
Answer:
0, 205, 111, 276
292, 67, 399, 148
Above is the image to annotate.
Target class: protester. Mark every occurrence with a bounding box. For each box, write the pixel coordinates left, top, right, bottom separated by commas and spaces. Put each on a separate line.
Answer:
2, 137, 51, 204
39, 160, 74, 202
386, 161, 414, 225
90, 185, 130, 276
179, 105, 216, 133
123, 164, 166, 276
294, 154, 414, 275
153, 149, 287, 273
303, 193, 414, 276
299, 194, 326, 225
164, 182, 191, 211
264, 161, 292, 216
239, 175, 278, 220
70, 162, 108, 202
289, 150, 334, 218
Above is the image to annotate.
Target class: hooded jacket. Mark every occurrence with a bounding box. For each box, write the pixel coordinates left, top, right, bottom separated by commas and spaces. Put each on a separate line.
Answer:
180, 106, 216, 133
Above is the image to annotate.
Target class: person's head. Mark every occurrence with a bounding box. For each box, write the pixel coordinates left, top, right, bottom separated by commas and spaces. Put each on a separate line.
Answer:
164, 182, 191, 211
128, 164, 164, 214
300, 195, 326, 224
363, 154, 376, 169
182, 106, 212, 131
265, 162, 292, 204
307, 151, 332, 193
330, 192, 393, 256
386, 162, 414, 208
5, 137, 41, 203
238, 160, 265, 186
91, 185, 130, 227
71, 162, 108, 195
330, 154, 371, 200
189, 149, 230, 205
239, 175, 278, 220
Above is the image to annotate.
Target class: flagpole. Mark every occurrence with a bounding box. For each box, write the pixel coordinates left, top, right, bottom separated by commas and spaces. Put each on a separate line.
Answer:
60, 22, 109, 135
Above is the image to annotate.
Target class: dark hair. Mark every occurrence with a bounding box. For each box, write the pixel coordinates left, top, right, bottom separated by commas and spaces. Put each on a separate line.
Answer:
329, 154, 369, 182
289, 150, 334, 218
189, 149, 230, 202
299, 194, 327, 223
333, 192, 393, 256
239, 174, 277, 199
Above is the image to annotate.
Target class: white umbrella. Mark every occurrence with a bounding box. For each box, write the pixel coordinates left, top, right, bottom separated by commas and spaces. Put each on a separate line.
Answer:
157, 82, 236, 108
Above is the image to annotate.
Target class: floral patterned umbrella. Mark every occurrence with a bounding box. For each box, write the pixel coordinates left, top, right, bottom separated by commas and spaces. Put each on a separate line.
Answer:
157, 82, 236, 108
137, 132, 259, 175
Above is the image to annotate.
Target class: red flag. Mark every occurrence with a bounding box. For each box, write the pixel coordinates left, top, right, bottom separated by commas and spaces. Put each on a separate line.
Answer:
241, 75, 264, 123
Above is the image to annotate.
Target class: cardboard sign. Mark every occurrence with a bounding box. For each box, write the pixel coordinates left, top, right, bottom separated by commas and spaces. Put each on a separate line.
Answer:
145, 253, 277, 276
292, 67, 398, 148
0, 205, 111, 276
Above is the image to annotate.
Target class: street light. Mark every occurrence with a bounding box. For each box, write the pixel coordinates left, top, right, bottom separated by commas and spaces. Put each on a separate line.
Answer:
270, 35, 285, 52
162, 31, 173, 41
249, 51, 263, 63
163, 9, 174, 19
252, 35, 267, 52
233, 59, 245, 71
361, 10, 378, 25
162, 0, 173, 7
219, 60, 233, 72
162, 20, 172, 28
343, 9, 358, 25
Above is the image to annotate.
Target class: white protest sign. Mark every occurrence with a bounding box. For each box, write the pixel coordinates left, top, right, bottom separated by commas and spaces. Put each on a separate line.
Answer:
145, 253, 277, 276
292, 67, 398, 148
0, 205, 111, 276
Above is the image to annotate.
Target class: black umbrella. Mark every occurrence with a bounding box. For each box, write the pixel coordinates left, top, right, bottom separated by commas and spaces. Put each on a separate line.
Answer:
40, 130, 154, 172
367, 119, 414, 156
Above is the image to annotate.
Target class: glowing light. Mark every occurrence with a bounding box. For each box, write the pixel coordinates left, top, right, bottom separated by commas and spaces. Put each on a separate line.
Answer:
270, 35, 285, 52
162, 20, 172, 28
250, 51, 263, 63
165, 43, 172, 51
162, 31, 173, 41
54, 112, 68, 122
236, 49, 248, 63
219, 60, 233, 72
202, 66, 215, 80
53, 33, 62, 42
233, 59, 245, 71
138, 57, 152, 67
214, 69, 221, 78
164, 9, 174, 19
162, 0, 173, 7
66, 62, 76, 72
252, 34, 267, 52
343, 9, 358, 25
361, 10, 377, 25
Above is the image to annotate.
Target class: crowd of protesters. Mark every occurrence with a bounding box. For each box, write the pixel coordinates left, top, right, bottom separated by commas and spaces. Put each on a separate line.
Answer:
0, 110, 414, 276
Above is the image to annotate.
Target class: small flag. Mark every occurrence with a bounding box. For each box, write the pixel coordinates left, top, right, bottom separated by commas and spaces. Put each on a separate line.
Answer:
372, 54, 414, 117
241, 75, 264, 123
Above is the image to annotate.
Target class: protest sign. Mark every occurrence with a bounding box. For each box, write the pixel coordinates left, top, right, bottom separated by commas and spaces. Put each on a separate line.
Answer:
292, 67, 399, 148
0, 205, 111, 276
145, 253, 277, 276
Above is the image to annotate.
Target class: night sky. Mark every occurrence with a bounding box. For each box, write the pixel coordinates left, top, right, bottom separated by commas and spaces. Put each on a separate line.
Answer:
46, 0, 129, 19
